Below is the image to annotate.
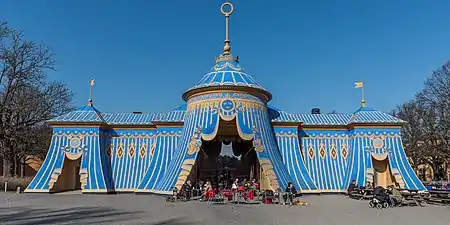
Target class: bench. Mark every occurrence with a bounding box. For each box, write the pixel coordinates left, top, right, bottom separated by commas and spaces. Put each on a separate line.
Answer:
424, 197, 450, 206
401, 199, 423, 207
349, 193, 364, 200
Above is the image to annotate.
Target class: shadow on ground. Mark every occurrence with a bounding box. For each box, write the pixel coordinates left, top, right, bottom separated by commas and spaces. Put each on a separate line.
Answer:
0, 206, 141, 225
149, 218, 193, 225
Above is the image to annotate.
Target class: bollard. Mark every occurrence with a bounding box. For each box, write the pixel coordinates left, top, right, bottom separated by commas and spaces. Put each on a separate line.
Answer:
4, 182, 7, 192
16, 186, 21, 194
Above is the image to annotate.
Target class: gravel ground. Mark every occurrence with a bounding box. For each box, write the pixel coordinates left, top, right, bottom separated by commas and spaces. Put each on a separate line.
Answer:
0, 192, 449, 225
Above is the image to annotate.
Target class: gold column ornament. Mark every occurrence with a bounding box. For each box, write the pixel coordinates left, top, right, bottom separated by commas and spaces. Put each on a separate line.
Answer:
221, 2, 234, 55
354, 81, 365, 107
88, 79, 95, 106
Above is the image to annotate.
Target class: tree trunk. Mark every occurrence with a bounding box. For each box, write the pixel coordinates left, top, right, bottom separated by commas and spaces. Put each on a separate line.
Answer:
20, 158, 25, 178
3, 158, 12, 177
10, 157, 16, 177
13, 155, 17, 177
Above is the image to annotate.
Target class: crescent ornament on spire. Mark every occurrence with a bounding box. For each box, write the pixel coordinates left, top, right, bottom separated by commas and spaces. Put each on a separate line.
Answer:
215, 2, 238, 63
221, 2, 234, 55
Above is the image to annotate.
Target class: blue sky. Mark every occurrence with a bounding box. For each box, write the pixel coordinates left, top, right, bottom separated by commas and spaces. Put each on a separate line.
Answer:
1, 0, 450, 114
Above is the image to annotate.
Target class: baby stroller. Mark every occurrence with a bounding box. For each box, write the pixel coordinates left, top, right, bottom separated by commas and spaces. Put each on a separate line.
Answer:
368, 186, 392, 209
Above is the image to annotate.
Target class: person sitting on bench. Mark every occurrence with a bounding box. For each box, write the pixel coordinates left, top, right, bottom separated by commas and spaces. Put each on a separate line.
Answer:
388, 185, 403, 206
283, 182, 296, 205
365, 181, 373, 189
347, 180, 357, 195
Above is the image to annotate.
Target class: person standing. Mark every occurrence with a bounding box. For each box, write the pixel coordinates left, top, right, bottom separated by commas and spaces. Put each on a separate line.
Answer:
232, 178, 238, 201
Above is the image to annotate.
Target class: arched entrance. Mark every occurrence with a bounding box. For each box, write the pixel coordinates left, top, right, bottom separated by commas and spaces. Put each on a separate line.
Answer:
372, 156, 396, 188
190, 119, 260, 188
50, 156, 81, 193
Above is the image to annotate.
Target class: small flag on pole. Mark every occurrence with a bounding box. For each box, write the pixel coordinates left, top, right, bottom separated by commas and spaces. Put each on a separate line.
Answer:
90, 79, 95, 86
354, 81, 363, 88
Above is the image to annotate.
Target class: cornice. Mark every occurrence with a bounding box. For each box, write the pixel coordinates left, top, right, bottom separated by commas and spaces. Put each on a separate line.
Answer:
182, 86, 272, 103
271, 121, 302, 127
152, 121, 184, 127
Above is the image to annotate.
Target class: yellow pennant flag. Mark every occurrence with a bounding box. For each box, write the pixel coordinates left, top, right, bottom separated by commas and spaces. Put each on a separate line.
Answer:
90, 79, 95, 86
354, 81, 363, 88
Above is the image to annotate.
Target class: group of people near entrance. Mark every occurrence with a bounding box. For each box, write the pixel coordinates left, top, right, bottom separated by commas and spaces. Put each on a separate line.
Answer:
178, 178, 300, 205
347, 180, 404, 206
179, 178, 259, 201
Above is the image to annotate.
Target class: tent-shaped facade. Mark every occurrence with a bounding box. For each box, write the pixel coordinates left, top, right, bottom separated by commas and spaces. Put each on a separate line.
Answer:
25, 2, 425, 194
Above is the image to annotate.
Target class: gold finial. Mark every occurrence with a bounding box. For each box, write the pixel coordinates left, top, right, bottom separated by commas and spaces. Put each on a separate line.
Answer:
88, 79, 95, 106
221, 2, 234, 55
354, 81, 366, 107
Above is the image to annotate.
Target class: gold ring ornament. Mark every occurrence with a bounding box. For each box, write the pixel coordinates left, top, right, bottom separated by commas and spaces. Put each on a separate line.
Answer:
220, 2, 234, 17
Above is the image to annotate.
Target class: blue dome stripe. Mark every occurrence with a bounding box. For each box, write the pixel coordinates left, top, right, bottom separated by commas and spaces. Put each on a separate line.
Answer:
185, 60, 267, 93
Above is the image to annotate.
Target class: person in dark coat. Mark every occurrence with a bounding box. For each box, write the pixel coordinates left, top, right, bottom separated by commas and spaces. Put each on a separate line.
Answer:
181, 180, 192, 201
284, 182, 297, 205
347, 180, 357, 195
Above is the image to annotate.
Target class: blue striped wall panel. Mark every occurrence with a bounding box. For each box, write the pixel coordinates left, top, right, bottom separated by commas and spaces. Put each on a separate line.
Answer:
275, 127, 317, 191
152, 105, 221, 193
341, 128, 425, 190
107, 129, 157, 191
299, 130, 350, 191
26, 129, 66, 192
26, 128, 111, 193
135, 128, 181, 192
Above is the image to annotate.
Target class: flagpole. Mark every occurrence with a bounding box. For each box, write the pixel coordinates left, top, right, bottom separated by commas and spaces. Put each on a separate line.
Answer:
361, 85, 366, 107
88, 79, 93, 106
354, 82, 366, 107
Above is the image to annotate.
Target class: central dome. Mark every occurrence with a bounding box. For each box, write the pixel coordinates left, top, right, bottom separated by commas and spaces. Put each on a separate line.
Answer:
182, 2, 272, 102
182, 57, 272, 102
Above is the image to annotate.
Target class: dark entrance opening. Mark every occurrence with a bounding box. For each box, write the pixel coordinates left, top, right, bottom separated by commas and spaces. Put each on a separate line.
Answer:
190, 119, 260, 188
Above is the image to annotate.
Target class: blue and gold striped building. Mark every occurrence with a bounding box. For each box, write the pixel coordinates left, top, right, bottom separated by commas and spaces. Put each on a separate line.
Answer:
25, 2, 425, 194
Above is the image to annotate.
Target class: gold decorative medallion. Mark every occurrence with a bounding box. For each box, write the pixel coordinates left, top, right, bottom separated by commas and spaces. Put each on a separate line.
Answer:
220, 99, 235, 112
253, 137, 264, 153
319, 143, 326, 159
150, 142, 156, 156
308, 145, 315, 159
187, 138, 201, 155
330, 143, 337, 159
106, 144, 112, 157
128, 142, 136, 158
341, 144, 348, 159
117, 143, 124, 158
139, 143, 147, 158
187, 127, 202, 155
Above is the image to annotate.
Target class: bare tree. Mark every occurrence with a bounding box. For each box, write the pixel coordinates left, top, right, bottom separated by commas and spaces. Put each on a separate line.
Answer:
0, 22, 73, 176
395, 61, 450, 181
419, 62, 450, 158
393, 99, 427, 170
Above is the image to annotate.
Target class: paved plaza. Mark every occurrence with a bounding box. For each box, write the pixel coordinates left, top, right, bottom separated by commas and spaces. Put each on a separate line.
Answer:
0, 192, 449, 225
